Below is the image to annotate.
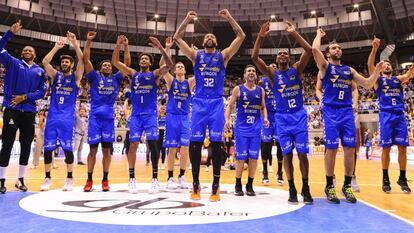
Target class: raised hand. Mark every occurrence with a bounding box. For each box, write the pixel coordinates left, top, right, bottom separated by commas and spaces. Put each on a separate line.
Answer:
372, 36, 380, 49
219, 9, 231, 19
285, 21, 296, 33
186, 11, 197, 21
116, 35, 125, 45
259, 22, 270, 38
66, 31, 77, 45
54, 40, 65, 49
148, 36, 163, 49
317, 28, 326, 37
122, 36, 129, 46
165, 36, 173, 49
86, 31, 97, 41
10, 20, 22, 34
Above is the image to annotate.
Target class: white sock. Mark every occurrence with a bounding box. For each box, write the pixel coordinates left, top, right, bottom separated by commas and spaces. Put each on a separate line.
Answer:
0, 166, 7, 179
18, 165, 27, 179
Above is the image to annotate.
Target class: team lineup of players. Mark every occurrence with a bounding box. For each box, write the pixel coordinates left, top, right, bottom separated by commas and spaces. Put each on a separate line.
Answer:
0, 9, 413, 205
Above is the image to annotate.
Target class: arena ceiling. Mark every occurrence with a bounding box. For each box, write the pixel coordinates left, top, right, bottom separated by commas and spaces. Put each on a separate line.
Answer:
0, 0, 414, 67
1, 0, 413, 46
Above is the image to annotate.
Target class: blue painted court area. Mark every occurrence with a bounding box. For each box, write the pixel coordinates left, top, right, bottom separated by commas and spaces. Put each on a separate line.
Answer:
0, 192, 413, 233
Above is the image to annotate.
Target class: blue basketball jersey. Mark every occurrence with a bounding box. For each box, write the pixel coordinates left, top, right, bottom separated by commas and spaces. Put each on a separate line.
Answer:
193, 50, 226, 98
262, 77, 276, 113
130, 71, 158, 115
48, 72, 78, 118
235, 85, 263, 136
377, 76, 404, 113
322, 63, 353, 107
166, 78, 190, 115
273, 67, 304, 113
87, 71, 123, 119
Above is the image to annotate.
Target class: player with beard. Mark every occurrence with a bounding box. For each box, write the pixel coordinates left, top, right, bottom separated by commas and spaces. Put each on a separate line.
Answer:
252, 21, 313, 204
40, 32, 83, 191
83, 31, 131, 192
159, 37, 194, 189
312, 28, 386, 203
174, 9, 245, 201
226, 65, 269, 196
259, 63, 284, 185
368, 37, 413, 194
0, 21, 47, 193
112, 35, 173, 194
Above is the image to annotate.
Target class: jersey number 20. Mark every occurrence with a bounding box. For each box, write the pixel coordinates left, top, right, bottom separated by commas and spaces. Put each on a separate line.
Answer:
247, 116, 255, 124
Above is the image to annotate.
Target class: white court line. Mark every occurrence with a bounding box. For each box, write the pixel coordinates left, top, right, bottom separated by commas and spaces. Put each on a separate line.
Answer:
357, 198, 414, 227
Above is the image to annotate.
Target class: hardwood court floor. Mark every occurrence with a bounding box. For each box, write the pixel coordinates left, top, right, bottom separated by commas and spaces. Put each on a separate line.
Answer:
3, 153, 414, 222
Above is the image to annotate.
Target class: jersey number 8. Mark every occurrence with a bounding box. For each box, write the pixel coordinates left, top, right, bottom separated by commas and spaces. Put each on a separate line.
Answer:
338, 90, 345, 100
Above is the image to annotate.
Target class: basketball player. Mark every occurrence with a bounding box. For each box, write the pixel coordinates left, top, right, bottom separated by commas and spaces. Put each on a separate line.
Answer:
252, 21, 313, 204
156, 37, 193, 189
368, 37, 413, 194
40, 32, 83, 191
225, 65, 269, 196
259, 63, 284, 185
0, 21, 47, 193
316, 67, 360, 192
174, 9, 245, 201
312, 28, 385, 203
112, 35, 173, 194
83, 31, 130, 192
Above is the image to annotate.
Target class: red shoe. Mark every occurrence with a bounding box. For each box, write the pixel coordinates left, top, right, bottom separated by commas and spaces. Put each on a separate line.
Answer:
102, 180, 110, 192
83, 180, 93, 192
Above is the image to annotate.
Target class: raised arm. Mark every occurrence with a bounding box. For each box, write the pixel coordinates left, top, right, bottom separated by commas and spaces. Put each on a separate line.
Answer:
352, 61, 385, 89
83, 31, 96, 73
112, 35, 136, 77
312, 28, 329, 74
42, 40, 64, 82
159, 36, 174, 90
397, 65, 414, 83
260, 87, 269, 128
173, 11, 197, 64
123, 37, 131, 67
0, 20, 23, 67
219, 9, 246, 66
225, 86, 240, 130
67, 31, 84, 87
251, 22, 274, 78
287, 22, 312, 74
150, 36, 173, 81
368, 37, 380, 76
